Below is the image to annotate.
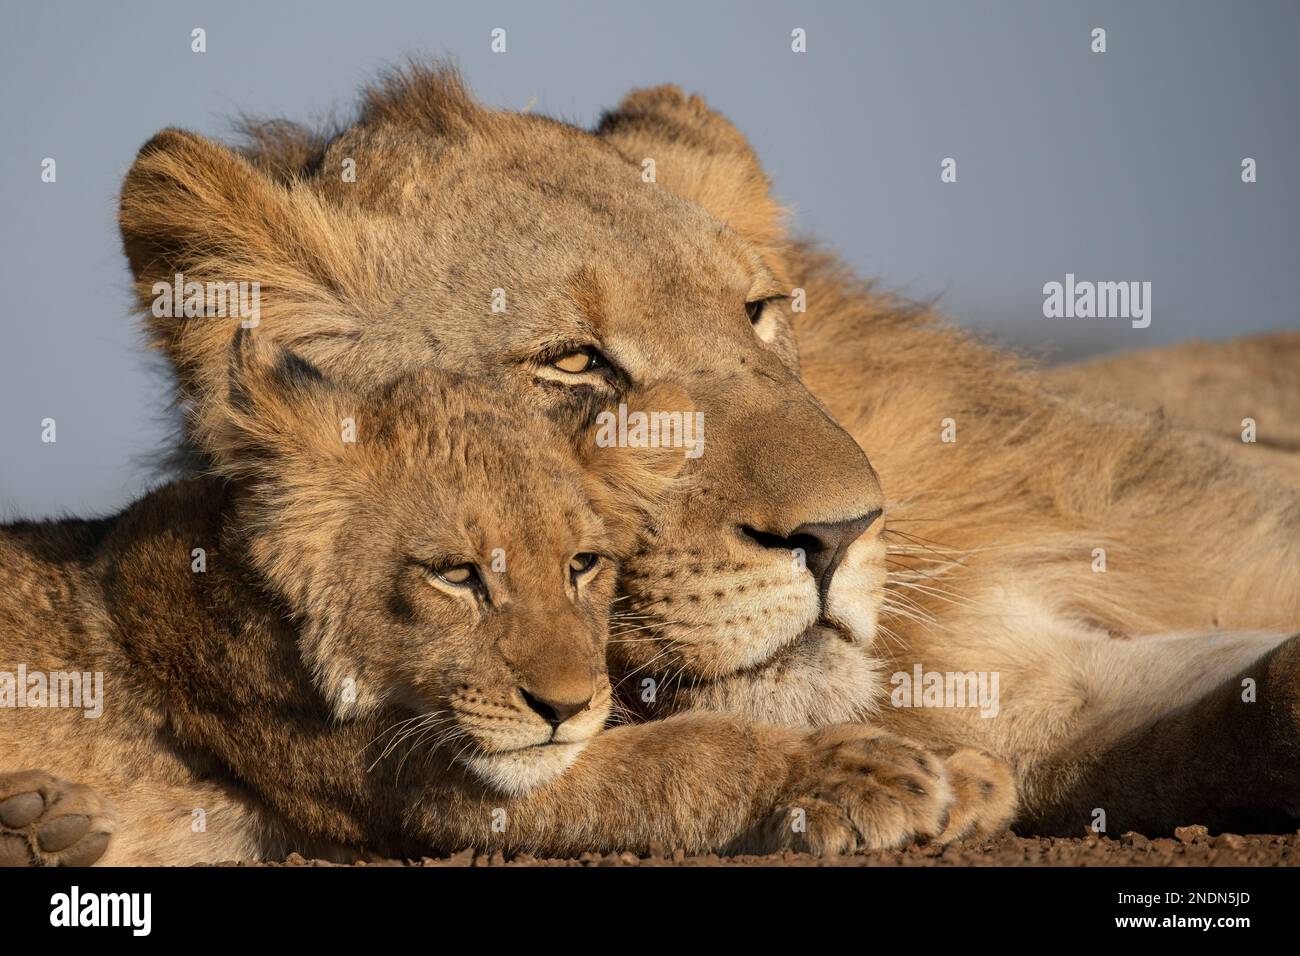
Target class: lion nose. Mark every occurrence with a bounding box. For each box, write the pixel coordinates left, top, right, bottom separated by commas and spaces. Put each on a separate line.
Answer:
519, 687, 591, 729
743, 509, 882, 604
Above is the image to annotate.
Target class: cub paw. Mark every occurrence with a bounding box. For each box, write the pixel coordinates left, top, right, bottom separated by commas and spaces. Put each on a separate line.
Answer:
933, 747, 1017, 842
741, 725, 954, 855
0, 770, 115, 867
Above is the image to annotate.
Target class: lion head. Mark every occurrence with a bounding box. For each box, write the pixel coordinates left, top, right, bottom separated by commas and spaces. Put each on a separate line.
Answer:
208, 331, 677, 795
118, 64, 887, 728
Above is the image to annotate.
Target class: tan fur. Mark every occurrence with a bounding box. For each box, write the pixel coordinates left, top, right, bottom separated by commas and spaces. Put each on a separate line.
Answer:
787, 253, 1300, 829
119, 62, 1299, 836
21, 62, 1295, 856
1044, 333, 1300, 486
1, 336, 988, 864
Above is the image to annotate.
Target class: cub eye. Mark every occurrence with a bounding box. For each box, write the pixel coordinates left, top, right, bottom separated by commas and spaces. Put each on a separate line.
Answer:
551, 348, 605, 374
433, 564, 482, 589
568, 552, 601, 583
745, 300, 766, 324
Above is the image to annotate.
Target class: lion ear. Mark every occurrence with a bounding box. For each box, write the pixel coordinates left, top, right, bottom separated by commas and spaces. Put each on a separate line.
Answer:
576, 383, 696, 555
118, 128, 365, 414
595, 86, 788, 259
202, 328, 346, 481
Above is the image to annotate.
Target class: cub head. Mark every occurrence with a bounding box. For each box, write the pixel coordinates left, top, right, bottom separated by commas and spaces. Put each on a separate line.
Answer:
120, 64, 887, 728
210, 330, 680, 795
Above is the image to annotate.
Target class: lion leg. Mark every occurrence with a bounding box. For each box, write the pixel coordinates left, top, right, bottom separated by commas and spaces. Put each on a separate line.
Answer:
0, 770, 116, 866
1021, 632, 1300, 836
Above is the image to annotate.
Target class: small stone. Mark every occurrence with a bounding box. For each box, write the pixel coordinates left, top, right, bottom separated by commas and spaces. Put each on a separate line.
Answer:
1174, 824, 1209, 844
1120, 831, 1150, 848
1217, 833, 1246, 850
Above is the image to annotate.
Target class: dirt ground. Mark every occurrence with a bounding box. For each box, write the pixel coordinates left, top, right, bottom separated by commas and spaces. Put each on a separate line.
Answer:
232, 827, 1300, 867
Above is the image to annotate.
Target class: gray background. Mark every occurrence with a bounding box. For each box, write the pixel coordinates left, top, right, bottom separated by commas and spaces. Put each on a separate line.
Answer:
2, 0, 1297, 518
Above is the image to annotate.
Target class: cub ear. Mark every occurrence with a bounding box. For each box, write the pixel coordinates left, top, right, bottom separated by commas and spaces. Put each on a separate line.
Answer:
118, 128, 364, 409
577, 383, 697, 555
595, 86, 787, 259
202, 328, 344, 481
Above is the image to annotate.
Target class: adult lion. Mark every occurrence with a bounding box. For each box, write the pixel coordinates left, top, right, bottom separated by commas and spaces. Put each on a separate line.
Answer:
101, 64, 1300, 842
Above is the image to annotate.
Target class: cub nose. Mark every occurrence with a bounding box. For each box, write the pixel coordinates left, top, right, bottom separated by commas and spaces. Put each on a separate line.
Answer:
519, 687, 591, 729
743, 509, 882, 604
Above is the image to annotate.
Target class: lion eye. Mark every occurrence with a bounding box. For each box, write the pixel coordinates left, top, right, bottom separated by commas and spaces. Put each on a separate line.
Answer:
551, 349, 604, 374
746, 296, 786, 344
568, 552, 600, 583
434, 564, 481, 588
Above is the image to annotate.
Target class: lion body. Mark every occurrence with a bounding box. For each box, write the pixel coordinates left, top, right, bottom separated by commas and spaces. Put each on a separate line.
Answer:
789, 248, 1300, 827
1045, 332, 1300, 487
0, 484, 330, 864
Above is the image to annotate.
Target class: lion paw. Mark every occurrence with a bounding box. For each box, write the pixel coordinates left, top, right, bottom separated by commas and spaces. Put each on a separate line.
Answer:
0, 770, 115, 867
741, 725, 955, 855
932, 747, 1017, 842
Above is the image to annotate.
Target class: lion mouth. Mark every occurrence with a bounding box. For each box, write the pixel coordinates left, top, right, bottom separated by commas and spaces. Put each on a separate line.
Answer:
815, 614, 860, 645
745, 620, 852, 670
651, 620, 883, 727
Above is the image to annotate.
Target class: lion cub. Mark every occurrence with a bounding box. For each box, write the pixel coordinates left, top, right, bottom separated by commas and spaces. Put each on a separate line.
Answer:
1, 334, 981, 865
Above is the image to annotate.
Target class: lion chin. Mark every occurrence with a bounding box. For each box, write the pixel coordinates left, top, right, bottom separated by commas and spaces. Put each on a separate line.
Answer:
462, 742, 590, 797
